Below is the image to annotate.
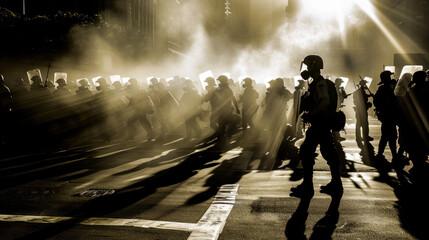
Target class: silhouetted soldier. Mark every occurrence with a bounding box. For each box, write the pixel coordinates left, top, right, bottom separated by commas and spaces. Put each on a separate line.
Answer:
373, 71, 398, 175
74, 79, 94, 137
28, 75, 53, 142
405, 71, 429, 185
211, 75, 240, 142
333, 78, 349, 142
263, 78, 293, 163
180, 80, 203, 140
126, 78, 155, 140
262, 80, 276, 127
111, 81, 129, 137
157, 82, 181, 139
52, 78, 76, 138
0, 75, 12, 146
239, 77, 259, 135
203, 77, 219, 132
291, 80, 306, 139
94, 78, 114, 143
291, 55, 343, 197
353, 79, 373, 146
394, 73, 412, 164
9, 78, 30, 145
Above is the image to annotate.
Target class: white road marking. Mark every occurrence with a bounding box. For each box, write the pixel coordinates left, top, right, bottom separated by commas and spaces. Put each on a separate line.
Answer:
188, 184, 239, 240
0, 214, 196, 232
0, 184, 239, 240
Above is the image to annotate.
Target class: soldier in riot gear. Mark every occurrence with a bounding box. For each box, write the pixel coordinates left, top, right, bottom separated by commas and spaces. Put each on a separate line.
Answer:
180, 80, 203, 140
333, 78, 349, 142
239, 77, 259, 135
204, 77, 219, 132
125, 78, 155, 140
210, 75, 240, 142
353, 79, 374, 146
0, 75, 12, 147
373, 71, 399, 175
290, 55, 343, 198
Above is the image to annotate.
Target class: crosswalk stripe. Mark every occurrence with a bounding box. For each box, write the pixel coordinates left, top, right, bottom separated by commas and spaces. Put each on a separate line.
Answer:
0, 214, 196, 232
0, 184, 239, 239
188, 184, 239, 240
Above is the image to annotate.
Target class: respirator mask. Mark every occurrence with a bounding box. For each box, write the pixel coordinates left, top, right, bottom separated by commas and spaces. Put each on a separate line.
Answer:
300, 61, 311, 80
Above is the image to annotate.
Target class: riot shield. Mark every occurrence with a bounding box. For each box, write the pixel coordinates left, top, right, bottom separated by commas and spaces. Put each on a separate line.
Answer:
399, 65, 423, 80
221, 72, 231, 80
198, 70, 214, 92
384, 66, 395, 74
110, 75, 122, 85
339, 77, 349, 89
54, 72, 68, 86
27, 69, 42, 85
92, 76, 101, 88
394, 73, 412, 97
122, 77, 131, 86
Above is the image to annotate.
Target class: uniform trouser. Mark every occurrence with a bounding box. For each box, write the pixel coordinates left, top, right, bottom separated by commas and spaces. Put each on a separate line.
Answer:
355, 110, 369, 140
185, 115, 202, 138
378, 120, 397, 157
128, 111, 154, 137
299, 125, 341, 184
242, 110, 255, 131
217, 111, 233, 139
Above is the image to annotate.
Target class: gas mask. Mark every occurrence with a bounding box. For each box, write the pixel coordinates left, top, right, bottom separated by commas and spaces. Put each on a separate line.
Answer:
300, 61, 311, 80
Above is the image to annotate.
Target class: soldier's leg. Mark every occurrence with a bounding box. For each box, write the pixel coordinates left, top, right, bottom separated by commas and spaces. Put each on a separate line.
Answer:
298, 127, 319, 185
377, 122, 388, 156
290, 127, 318, 197
320, 129, 343, 190
139, 114, 155, 139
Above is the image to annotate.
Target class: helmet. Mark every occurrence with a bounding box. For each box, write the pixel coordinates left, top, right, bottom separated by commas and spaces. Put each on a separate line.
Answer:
242, 77, 252, 86
78, 79, 89, 87
31, 76, 42, 84
411, 70, 426, 85
303, 55, 324, 70
96, 78, 108, 85
205, 77, 215, 85
56, 78, 66, 86
128, 78, 138, 85
379, 71, 393, 85
217, 75, 229, 85
334, 78, 343, 85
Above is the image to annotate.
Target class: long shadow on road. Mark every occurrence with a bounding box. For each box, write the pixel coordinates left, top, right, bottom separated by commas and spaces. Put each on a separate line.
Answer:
15, 137, 238, 239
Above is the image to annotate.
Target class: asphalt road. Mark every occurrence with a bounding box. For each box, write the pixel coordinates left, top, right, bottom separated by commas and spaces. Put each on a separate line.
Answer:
0, 117, 427, 239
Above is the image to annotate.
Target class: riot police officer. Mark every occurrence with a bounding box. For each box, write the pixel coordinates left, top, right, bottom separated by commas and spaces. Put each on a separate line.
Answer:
291, 55, 343, 198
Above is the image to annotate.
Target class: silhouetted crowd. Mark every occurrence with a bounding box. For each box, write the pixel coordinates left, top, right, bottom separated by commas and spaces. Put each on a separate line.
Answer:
0, 65, 428, 189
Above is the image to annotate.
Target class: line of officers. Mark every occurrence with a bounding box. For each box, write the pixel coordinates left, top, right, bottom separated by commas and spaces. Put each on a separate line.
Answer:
0, 69, 428, 185
0, 73, 294, 147
352, 69, 429, 187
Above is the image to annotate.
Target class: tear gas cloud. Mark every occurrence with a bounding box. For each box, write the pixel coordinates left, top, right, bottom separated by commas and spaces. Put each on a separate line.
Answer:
63, 0, 422, 85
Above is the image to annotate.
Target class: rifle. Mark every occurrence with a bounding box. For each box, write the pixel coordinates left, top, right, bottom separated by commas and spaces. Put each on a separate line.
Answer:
359, 75, 374, 97
44, 61, 51, 87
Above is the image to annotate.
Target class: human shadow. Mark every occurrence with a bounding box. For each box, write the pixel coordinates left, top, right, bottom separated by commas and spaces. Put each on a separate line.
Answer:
16, 139, 234, 240
309, 193, 342, 240
393, 184, 429, 239
284, 195, 313, 240
185, 134, 253, 205
285, 192, 343, 240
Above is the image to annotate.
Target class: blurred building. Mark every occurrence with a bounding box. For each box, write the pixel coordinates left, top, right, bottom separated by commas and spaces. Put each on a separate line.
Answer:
0, 0, 158, 45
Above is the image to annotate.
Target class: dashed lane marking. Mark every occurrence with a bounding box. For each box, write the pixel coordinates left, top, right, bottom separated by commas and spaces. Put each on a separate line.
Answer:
0, 184, 239, 240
